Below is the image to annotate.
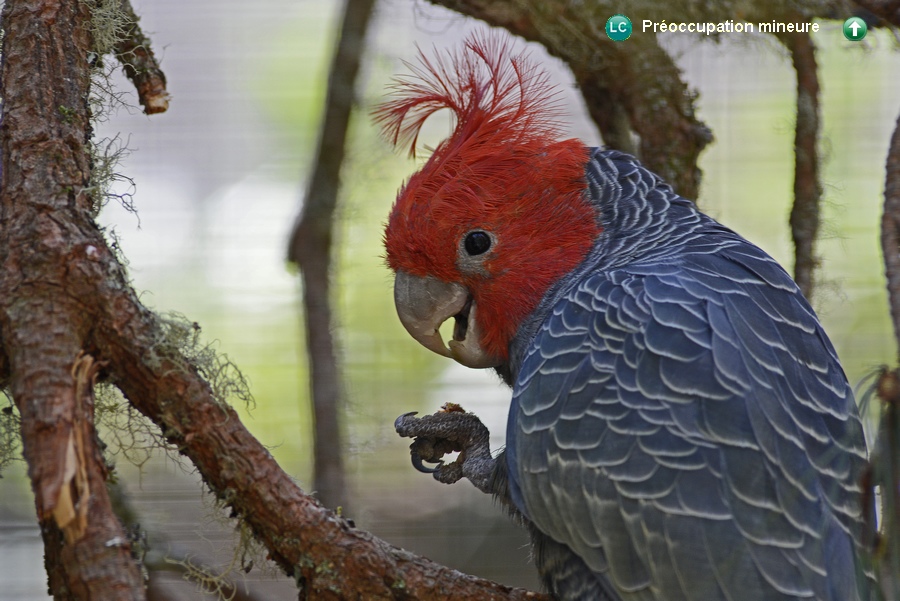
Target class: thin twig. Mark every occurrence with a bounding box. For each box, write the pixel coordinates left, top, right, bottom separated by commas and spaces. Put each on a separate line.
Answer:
114, 0, 169, 114
108, 480, 270, 601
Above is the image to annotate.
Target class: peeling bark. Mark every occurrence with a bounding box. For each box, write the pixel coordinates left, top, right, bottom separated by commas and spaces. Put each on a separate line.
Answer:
0, 1, 147, 597
7, 0, 891, 598
0, 1, 548, 598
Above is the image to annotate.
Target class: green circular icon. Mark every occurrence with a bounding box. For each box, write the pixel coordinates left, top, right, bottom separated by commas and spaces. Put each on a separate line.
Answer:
606, 14, 632, 42
843, 17, 867, 41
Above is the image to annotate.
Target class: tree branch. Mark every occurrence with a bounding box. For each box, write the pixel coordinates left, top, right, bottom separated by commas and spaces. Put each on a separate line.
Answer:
114, 0, 169, 114
0, 1, 146, 597
88, 272, 547, 599
852, 0, 900, 27
873, 61, 900, 599
286, 0, 377, 512
882, 110, 900, 356
109, 478, 271, 601
781, 30, 822, 302
0, 329, 9, 387
425, 0, 713, 199
0, 0, 549, 597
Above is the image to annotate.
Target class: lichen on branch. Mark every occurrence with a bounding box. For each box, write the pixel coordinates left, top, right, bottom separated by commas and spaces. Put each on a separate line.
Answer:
84, 0, 169, 114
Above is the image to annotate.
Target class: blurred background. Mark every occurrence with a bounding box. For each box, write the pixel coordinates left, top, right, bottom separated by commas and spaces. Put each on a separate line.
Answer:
2, 0, 899, 598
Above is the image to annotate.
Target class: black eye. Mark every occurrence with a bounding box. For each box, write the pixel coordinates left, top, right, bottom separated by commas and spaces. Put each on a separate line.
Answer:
464, 230, 492, 256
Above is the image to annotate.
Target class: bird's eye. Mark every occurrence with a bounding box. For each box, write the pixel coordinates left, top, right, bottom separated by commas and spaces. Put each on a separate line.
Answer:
464, 230, 492, 256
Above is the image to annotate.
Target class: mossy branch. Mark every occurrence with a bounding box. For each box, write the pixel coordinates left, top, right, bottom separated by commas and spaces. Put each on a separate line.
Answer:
114, 0, 168, 114
88, 0, 169, 114
93, 266, 549, 599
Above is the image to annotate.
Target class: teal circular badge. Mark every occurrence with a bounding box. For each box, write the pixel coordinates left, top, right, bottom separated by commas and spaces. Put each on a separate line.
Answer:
843, 17, 867, 41
606, 14, 632, 42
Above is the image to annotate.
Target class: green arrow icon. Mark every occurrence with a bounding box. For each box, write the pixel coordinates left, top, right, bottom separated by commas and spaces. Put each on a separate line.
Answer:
843, 17, 867, 41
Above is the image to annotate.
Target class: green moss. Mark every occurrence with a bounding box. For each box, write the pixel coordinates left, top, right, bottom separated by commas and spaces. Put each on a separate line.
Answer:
58, 105, 77, 123
85, 135, 136, 217
391, 578, 407, 590
83, 0, 131, 56
95, 383, 169, 470
144, 313, 255, 412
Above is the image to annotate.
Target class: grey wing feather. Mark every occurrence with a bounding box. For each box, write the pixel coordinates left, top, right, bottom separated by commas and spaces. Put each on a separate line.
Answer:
506, 243, 869, 601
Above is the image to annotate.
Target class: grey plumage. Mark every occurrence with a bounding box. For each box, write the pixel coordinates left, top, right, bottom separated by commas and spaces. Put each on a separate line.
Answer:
499, 149, 872, 601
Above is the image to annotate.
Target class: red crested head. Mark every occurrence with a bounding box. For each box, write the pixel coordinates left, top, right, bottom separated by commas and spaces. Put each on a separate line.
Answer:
375, 32, 600, 366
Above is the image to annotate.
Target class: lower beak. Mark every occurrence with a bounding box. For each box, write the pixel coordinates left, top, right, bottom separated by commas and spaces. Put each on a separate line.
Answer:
393, 271, 501, 368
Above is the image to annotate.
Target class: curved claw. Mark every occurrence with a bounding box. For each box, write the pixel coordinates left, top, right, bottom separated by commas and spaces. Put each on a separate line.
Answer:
395, 411, 418, 432
411, 454, 443, 474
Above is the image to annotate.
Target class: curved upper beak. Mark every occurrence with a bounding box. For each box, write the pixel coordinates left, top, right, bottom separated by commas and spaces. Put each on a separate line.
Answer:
393, 271, 501, 368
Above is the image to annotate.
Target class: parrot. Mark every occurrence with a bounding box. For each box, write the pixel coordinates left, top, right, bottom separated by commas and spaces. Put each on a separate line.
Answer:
375, 32, 873, 601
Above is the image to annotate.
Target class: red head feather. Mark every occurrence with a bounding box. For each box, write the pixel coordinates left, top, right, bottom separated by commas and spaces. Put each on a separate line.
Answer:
375, 32, 600, 361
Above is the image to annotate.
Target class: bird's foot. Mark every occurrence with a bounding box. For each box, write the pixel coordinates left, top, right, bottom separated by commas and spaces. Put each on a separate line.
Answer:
394, 404, 495, 494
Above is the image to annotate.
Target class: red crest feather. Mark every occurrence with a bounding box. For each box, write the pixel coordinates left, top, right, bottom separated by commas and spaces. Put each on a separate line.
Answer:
373, 32, 564, 158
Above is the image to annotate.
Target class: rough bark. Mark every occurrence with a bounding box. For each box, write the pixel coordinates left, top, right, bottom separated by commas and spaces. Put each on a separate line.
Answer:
0, 1, 549, 598
8, 0, 892, 598
0, 0, 146, 598
91, 283, 546, 600
424, 0, 713, 200
131, 361, 538, 596
286, 0, 377, 512
782, 30, 822, 302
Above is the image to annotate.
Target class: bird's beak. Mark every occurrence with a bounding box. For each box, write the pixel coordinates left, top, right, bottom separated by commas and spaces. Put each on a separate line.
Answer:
393, 271, 501, 368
